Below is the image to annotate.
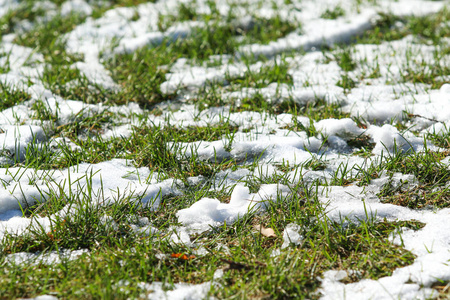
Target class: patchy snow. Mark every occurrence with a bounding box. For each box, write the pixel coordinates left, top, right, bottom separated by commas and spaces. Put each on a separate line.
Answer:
281, 223, 303, 249
0, 159, 180, 240
315, 182, 450, 299
61, 0, 92, 17
0, 0, 19, 19
142, 281, 213, 300
18, 295, 58, 300
70, 61, 119, 90
1, 0, 450, 298
0, 125, 46, 161
117, 269, 223, 300
6, 249, 88, 266
177, 184, 290, 233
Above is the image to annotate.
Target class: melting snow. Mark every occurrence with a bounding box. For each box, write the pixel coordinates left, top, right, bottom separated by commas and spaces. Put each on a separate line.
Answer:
1, 0, 450, 298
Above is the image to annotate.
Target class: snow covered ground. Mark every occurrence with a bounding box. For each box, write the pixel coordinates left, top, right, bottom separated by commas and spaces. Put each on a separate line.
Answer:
0, 0, 450, 299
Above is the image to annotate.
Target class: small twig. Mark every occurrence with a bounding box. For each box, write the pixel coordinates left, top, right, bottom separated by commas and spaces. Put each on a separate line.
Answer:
407, 113, 445, 124
220, 258, 266, 270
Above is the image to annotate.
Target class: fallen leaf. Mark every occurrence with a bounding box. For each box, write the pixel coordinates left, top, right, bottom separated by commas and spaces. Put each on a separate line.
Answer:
170, 253, 196, 260
253, 224, 277, 237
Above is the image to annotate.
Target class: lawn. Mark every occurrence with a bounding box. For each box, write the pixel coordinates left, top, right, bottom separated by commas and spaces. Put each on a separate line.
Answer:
0, 0, 450, 299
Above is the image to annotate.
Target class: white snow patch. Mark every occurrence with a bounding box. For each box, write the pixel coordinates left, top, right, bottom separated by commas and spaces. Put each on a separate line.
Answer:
6, 249, 88, 266
138, 281, 213, 300
61, 0, 92, 17
281, 223, 303, 249
177, 184, 290, 233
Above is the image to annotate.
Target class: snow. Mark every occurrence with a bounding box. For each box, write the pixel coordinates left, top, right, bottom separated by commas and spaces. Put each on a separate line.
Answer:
177, 184, 291, 233
70, 61, 119, 90
117, 269, 223, 299
60, 0, 92, 17
315, 182, 450, 299
0, 0, 18, 19
18, 296, 58, 300
0, 159, 180, 241
366, 124, 429, 155
0, 125, 46, 161
142, 281, 212, 300
315, 118, 364, 138
6, 249, 88, 266
1, 0, 450, 298
281, 223, 303, 249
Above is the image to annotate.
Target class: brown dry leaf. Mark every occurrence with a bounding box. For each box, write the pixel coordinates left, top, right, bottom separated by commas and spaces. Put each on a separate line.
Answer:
253, 224, 277, 237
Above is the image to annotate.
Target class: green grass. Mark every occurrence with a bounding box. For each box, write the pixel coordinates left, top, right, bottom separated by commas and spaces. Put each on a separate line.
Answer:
428, 126, 450, 149
227, 58, 293, 89
382, 148, 450, 186
354, 9, 450, 45
375, 147, 450, 208
171, 15, 298, 62
0, 83, 31, 110
322, 47, 359, 92
158, 2, 298, 54
105, 44, 179, 107
350, 9, 450, 88
0, 179, 420, 299
11, 13, 88, 102
321, 5, 346, 20
8, 118, 239, 182
400, 53, 450, 89
14, 14, 86, 53
298, 99, 350, 121
1, 1, 450, 299
0, 0, 47, 37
